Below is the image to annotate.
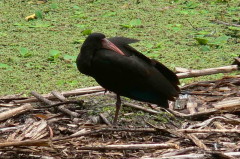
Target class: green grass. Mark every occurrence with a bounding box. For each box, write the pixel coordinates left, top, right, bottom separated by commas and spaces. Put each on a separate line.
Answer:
0, 0, 239, 96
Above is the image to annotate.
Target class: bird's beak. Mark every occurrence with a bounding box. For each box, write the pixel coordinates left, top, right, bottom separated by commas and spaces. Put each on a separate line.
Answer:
102, 38, 125, 55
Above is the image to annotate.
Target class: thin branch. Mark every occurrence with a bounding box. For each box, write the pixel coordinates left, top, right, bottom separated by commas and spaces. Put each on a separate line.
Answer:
212, 19, 240, 27
0, 104, 33, 121
178, 129, 240, 133
177, 65, 239, 79
78, 143, 177, 150
186, 134, 208, 150
37, 100, 83, 109
14, 86, 104, 104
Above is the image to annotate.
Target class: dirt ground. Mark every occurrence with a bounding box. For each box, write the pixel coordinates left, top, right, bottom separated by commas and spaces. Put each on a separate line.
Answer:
0, 76, 240, 159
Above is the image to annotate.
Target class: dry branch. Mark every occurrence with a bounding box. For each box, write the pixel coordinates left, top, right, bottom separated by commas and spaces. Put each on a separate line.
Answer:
177, 65, 238, 79
144, 152, 240, 159
0, 139, 49, 148
14, 86, 104, 104
214, 98, 240, 110
78, 143, 178, 150
186, 134, 208, 150
161, 147, 197, 157
178, 129, 240, 133
31, 91, 81, 118
0, 104, 33, 121
51, 91, 81, 118
175, 67, 194, 73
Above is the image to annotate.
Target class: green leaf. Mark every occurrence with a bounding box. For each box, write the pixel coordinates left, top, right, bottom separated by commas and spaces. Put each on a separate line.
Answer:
73, 5, 80, 10
120, 24, 131, 28
75, 24, 85, 29
200, 45, 211, 51
228, 26, 240, 31
129, 19, 142, 26
48, 49, 60, 61
184, 1, 198, 9
208, 35, 230, 46
0, 32, 7, 37
195, 37, 209, 45
121, 19, 142, 28
28, 23, 51, 28
35, 10, 43, 19
103, 12, 116, 17
50, 3, 58, 9
82, 29, 92, 36
0, 63, 10, 69
19, 47, 32, 57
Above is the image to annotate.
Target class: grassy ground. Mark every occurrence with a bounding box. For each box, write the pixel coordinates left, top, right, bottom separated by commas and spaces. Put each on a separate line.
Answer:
0, 0, 239, 96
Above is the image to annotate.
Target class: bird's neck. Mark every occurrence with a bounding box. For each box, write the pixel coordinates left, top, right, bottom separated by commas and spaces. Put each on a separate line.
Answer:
76, 47, 96, 76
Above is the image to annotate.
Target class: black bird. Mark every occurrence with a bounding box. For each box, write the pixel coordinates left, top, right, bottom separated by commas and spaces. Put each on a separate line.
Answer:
76, 33, 180, 124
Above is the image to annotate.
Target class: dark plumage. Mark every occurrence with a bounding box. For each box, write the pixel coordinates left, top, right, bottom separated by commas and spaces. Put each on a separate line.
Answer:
76, 33, 180, 124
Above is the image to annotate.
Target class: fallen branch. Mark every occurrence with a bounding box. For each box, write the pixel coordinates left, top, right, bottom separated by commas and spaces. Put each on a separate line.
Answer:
178, 129, 240, 133
148, 152, 240, 159
0, 104, 33, 121
175, 67, 194, 73
99, 113, 112, 126
186, 134, 208, 150
14, 86, 104, 104
161, 147, 197, 157
78, 143, 178, 150
177, 65, 239, 79
0, 139, 49, 147
51, 91, 82, 118
31, 91, 81, 118
214, 98, 240, 110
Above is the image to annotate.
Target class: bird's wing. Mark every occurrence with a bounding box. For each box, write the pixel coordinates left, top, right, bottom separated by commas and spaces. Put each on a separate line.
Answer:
109, 37, 180, 91
93, 49, 179, 101
151, 59, 180, 92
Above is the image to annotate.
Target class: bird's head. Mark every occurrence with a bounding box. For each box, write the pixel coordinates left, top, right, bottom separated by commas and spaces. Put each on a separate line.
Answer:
83, 33, 125, 55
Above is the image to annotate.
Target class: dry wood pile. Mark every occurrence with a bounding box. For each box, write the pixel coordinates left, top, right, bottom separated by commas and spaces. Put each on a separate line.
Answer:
0, 65, 240, 158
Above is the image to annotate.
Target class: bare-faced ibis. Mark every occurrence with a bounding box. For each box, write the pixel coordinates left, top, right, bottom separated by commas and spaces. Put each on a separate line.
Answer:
76, 33, 180, 124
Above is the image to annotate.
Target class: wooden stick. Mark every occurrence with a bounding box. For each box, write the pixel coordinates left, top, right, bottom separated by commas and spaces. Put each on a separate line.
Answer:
0, 104, 33, 121
99, 113, 112, 126
51, 91, 81, 118
178, 129, 240, 133
213, 98, 240, 110
177, 65, 238, 79
175, 67, 194, 73
161, 147, 197, 157
14, 86, 104, 104
186, 134, 208, 150
0, 139, 49, 147
157, 152, 240, 159
32, 91, 81, 118
78, 143, 177, 150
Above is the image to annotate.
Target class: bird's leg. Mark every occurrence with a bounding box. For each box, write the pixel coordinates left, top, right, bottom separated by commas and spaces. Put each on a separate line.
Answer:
113, 94, 121, 125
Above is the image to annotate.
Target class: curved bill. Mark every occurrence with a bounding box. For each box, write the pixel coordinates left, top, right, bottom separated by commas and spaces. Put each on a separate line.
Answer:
102, 38, 125, 55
